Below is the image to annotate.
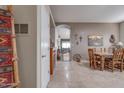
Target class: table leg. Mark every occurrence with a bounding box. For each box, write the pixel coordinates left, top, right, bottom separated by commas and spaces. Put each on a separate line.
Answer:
94, 55, 97, 69
101, 56, 105, 71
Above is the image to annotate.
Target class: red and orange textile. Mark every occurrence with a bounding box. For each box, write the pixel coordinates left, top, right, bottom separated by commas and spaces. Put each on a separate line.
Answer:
0, 9, 14, 85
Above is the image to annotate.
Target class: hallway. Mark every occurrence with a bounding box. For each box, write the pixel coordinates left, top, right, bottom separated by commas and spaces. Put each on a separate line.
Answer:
48, 61, 124, 88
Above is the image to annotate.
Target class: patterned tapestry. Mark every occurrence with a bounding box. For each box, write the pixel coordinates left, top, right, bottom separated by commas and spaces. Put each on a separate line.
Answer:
0, 9, 14, 85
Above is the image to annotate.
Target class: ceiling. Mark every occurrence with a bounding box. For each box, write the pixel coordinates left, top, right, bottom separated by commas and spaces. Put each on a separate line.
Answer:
50, 5, 124, 23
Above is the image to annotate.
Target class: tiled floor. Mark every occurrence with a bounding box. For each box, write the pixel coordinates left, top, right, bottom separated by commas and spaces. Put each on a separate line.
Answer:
63, 52, 70, 61
47, 61, 124, 88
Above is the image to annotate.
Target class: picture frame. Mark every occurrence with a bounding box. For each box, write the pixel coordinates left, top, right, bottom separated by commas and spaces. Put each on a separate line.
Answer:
88, 35, 103, 46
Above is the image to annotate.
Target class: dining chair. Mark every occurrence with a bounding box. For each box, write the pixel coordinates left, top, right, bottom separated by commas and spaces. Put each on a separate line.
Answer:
105, 49, 124, 72
100, 48, 107, 53
94, 48, 101, 53
93, 48, 96, 52
88, 48, 95, 69
121, 49, 124, 70
104, 48, 106, 52
88, 48, 103, 70
100, 48, 102, 53
95, 48, 106, 53
93, 53, 103, 70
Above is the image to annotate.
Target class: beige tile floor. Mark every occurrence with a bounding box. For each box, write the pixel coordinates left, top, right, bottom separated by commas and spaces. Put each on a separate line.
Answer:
63, 52, 70, 61
47, 61, 124, 88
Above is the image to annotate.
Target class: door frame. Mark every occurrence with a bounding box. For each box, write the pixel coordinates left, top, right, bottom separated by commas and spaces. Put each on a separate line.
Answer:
37, 5, 42, 88
37, 5, 50, 88
37, 5, 56, 88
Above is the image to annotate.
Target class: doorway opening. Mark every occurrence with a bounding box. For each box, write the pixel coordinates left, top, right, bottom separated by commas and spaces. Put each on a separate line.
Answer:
56, 24, 71, 62
61, 39, 71, 61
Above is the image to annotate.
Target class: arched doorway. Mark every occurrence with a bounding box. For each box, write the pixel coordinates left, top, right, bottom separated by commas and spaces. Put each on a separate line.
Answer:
56, 24, 71, 62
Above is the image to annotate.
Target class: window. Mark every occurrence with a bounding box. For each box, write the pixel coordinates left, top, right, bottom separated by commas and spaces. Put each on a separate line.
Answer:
15, 24, 19, 33
14, 24, 28, 34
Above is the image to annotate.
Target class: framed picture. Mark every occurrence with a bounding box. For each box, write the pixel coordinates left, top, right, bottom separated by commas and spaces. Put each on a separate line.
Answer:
88, 35, 103, 46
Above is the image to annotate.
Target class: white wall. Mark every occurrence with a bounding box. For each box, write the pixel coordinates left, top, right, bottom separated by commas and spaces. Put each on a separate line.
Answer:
119, 22, 124, 44
37, 5, 50, 88
50, 16, 55, 47
13, 5, 37, 88
59, 23, 119, 60
50, 28, 55, 47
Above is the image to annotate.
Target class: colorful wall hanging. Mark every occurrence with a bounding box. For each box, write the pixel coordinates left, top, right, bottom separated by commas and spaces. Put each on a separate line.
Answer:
0, 8, 19, 88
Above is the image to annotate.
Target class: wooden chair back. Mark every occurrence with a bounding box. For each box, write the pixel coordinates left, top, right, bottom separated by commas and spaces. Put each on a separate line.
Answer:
104, 48, 107, 52
93, 48, 96, 52
88, 48, 94, 59
94, 48, 107, 53
122, 49, 124, 62
111, 48, 124, 72
113, 49, 124, 61
88, 48, 94, 68
100, 48, 102, 53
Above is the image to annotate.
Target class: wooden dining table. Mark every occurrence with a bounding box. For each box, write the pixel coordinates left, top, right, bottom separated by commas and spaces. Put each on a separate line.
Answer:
94, 52, 113, 71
